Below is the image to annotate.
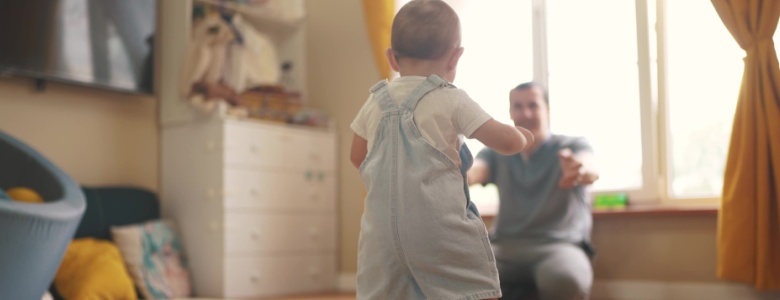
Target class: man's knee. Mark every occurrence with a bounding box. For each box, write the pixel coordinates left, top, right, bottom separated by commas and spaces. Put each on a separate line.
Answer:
535, 268, 592, 300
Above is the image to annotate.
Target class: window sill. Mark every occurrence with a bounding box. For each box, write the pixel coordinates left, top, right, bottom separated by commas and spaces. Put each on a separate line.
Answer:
591, 204, 719, 218
480, 204, 719, 222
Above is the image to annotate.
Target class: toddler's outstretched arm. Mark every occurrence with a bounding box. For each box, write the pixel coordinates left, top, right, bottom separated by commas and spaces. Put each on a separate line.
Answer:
471, 119, 533, 155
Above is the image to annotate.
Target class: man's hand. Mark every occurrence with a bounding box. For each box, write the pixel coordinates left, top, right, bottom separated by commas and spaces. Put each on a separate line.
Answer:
558, 148, 585, 188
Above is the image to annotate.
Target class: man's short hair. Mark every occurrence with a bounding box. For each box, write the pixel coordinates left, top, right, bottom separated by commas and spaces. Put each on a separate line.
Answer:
513, 82, 549, 105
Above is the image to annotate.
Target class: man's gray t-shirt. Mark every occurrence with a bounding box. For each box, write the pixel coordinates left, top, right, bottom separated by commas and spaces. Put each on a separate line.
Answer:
476, 134, 593, 245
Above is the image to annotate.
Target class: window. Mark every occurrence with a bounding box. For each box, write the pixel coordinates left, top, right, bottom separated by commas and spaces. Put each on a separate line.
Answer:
664, 0, 742, 199
546, 0, 644, 193
455, 1, 533, 212
393, 0, 742, 208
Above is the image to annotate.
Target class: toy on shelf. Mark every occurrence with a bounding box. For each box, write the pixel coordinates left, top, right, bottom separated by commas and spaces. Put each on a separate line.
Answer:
180, 1, 281, 114
180, 0, 328, 128
593, 193, 628, 210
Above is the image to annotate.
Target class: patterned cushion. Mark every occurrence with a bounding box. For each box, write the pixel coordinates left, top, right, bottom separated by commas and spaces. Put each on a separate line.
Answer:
111, 220, 192, 299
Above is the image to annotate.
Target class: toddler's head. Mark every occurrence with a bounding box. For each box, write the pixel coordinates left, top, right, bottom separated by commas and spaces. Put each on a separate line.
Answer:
388, 0, 462, 81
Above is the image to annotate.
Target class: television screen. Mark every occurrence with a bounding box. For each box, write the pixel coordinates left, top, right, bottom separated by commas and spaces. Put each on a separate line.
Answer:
0, 0, 156, 94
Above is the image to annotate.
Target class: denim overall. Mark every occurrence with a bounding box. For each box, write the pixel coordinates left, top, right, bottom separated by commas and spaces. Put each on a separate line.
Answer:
356, 75, 501, 300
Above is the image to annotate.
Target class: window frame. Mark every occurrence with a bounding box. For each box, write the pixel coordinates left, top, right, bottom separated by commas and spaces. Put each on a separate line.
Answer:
533, 0, 722, 205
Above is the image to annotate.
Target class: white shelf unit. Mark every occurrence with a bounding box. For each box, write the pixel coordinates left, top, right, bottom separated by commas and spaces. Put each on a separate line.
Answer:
159, 0, 308, 126
195, 0, 305, 35
158, 1, 338, 298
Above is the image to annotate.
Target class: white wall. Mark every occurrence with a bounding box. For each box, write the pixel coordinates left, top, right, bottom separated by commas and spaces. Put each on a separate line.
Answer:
305, 0, 379, 274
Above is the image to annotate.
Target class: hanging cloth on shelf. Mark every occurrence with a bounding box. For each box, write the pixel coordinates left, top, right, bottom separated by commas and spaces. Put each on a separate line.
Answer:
179, 13, 236, 112
223, 14, 281, 93
217, 1, 244, 45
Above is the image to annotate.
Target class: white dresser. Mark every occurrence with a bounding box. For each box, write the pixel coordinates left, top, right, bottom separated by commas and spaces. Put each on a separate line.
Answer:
161, 117, 338, 298
156, 0, 338, 296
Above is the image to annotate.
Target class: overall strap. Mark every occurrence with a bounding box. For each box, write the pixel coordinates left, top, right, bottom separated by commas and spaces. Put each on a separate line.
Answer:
401, 74, 455, 111
368, 80, 396, 112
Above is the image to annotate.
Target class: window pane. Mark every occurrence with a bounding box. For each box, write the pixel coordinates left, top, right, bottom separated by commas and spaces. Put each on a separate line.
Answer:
455, 1, 533, 213
666, 1, 742, 198
547, 0, 643, 191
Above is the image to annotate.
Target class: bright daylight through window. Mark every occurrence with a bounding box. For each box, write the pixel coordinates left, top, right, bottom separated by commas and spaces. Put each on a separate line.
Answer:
396, 0, 748, 211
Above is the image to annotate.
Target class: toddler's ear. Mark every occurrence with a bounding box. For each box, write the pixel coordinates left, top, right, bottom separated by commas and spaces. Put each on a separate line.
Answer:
447, 47, 464, 72
385, 48, 401, 72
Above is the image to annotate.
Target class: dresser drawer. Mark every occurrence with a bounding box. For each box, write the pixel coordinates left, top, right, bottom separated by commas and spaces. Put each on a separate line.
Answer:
224, 254, 337, 298
223, 168, 335, 212
224, 124, 309, 170
224, 213, 336, 254
223, 123, 337, 172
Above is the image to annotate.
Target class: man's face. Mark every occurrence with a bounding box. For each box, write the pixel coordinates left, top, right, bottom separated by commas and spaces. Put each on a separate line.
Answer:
509, 87, 549, 136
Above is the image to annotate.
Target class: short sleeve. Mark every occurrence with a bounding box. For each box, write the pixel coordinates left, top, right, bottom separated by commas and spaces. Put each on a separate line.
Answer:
454, 90, 492, 138
350, 95, 373, 139
475, 147, 497, 185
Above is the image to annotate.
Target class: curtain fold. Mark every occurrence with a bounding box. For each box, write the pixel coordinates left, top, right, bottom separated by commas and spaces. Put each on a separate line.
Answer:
711, 0, 780, 291
362, 0, 395, 80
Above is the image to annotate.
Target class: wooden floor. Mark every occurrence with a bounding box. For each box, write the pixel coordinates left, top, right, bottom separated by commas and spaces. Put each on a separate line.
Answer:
178, 294, 356, 300
265, 295, 355, 300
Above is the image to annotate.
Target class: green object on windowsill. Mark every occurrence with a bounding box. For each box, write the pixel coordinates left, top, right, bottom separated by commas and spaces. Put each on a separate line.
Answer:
593, 193, 628, 209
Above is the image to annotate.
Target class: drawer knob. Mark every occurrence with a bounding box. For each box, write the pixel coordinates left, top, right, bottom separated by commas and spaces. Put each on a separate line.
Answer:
310, 194, 319, 202
250, 144, 259, 154
250, 188, 259, 197
251, 231, 260, 240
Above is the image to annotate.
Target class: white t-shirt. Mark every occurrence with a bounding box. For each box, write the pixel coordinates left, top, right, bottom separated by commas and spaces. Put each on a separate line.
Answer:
351, 76, 492, 167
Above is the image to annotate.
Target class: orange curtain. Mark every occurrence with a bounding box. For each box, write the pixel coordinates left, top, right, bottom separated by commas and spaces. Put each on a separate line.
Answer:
711, 0, 780, 291
362, 0, 394, 80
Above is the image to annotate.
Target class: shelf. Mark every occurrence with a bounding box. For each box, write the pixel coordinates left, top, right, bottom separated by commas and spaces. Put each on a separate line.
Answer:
480, 204, 718, 223
194, 0, 305, 37
591, 204, 719, 218
201, 102, 333, 133
240, 10, 304, 35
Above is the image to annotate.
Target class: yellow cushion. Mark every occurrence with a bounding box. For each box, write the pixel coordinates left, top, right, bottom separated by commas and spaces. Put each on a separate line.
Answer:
55, 238, 137, 300
6, 187, 44, 203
